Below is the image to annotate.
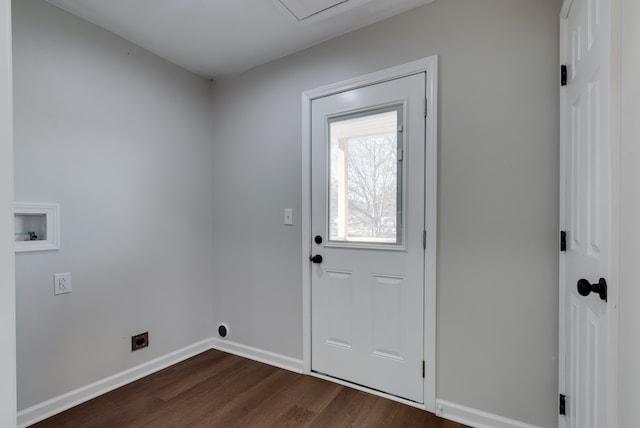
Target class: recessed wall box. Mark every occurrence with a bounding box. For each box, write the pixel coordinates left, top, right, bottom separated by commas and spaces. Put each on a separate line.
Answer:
14, 202, 60, 252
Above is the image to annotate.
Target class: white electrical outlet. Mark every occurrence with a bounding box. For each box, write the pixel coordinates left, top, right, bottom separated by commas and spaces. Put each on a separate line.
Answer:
54, 272, 72, 295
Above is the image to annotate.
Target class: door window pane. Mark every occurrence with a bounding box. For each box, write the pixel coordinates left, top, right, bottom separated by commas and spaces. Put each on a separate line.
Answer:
328, 107, 403, 245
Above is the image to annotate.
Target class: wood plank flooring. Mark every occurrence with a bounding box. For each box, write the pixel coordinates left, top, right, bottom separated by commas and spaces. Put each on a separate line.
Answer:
31, 350, 468, 428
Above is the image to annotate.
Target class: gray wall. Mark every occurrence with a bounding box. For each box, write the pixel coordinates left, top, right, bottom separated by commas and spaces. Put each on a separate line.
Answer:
619, 0, 640, 425
209, 0, 560, 426
13, 0, 215, 410
0, 0, 16, 426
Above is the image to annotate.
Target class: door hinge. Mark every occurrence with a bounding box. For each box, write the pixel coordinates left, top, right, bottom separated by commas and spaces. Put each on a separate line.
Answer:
560, 230, 567, 252
559, 394, 566, 415
561, 65, 568, 86
422, 230, 427, 250
422, 360, 425, 378
424, 98, 428, 118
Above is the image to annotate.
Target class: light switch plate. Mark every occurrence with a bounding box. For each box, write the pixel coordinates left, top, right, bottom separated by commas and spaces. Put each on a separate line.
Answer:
54, 272, 72, 295
284, 208, 293, 226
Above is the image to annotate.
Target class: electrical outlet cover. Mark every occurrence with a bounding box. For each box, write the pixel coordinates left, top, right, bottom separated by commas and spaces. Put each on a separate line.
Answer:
54, 272, 72, 295
131, 332, 149, 351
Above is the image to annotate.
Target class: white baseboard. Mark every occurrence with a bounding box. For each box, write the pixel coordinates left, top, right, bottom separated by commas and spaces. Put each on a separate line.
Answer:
436, 399, 542, 428
17, 338, 215, 428
17, 337, 303, 427
17, 339, 538, 428
210, 337, 303, 374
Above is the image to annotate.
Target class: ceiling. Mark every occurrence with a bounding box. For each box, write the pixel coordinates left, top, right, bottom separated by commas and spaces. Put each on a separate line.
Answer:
46, 0, 434, 79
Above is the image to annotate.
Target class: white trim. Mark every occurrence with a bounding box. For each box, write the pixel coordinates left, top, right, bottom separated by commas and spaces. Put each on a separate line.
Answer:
210, 338, 304, 373
423, 57, 438, 410
13, 202, 60, 252
301, 56, 438, 411
303, 57, 438, 101
607, 6, 621, 428
15, 337, 548, 428
558, 8, 569, 428
16, 339, 214, 428
435, 399, 542, 428
0, 0, 15, 426
17, 337, 304, 427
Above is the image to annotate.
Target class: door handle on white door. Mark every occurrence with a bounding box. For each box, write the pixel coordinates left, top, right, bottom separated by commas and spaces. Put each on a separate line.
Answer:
577, 278, 607, 302
310, 255, 323, 264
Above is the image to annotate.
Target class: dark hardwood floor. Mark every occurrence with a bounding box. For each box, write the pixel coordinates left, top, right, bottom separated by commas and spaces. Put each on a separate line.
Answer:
32, 350, 468, 427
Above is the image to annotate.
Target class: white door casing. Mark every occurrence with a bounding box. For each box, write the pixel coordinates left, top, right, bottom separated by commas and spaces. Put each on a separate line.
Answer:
302, 57, 437, 411
559, 0, 617, 426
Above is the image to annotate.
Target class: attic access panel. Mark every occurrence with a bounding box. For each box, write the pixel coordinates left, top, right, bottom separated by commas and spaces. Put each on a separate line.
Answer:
278, 0, 349, 20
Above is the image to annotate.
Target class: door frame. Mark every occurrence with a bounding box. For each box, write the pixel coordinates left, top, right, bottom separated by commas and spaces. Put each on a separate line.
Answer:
301, 56, 438, 412
558, 0, 620, 426
0, 1, 16, 426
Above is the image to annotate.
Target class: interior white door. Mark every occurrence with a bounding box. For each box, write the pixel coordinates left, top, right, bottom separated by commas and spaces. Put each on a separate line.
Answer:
560, 0, 610, 426
310, 73, 425, 403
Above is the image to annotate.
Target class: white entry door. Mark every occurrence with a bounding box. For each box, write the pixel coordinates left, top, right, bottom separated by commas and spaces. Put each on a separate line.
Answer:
310, 73, 426, 403
560, 0, 611, 426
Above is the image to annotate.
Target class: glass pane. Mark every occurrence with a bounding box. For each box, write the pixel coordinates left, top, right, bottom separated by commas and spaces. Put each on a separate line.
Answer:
328, 108, 402, 245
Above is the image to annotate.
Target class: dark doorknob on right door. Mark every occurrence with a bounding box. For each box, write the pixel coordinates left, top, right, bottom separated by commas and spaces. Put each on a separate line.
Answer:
577, 278, 607, 302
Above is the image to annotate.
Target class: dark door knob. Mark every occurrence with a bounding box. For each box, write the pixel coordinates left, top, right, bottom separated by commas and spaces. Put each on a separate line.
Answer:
314, 235, 323, 244
577, 278, 607, 302
310, 255, 323, 264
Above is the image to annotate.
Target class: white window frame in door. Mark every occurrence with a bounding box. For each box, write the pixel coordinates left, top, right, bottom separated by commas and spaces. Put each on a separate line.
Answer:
301, 56, 438, 412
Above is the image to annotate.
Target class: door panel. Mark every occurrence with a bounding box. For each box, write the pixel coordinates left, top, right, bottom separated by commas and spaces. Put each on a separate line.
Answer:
311, 73, 425, 403
324, 270, 354, 349
561, 0, 610, 426
372, 274, 404, 360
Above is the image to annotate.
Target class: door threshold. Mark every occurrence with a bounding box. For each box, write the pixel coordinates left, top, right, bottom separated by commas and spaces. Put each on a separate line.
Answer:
310, 371, 426, 410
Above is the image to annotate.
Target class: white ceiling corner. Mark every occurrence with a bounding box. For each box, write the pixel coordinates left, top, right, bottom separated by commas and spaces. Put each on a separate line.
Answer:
45, 0, 434, 79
